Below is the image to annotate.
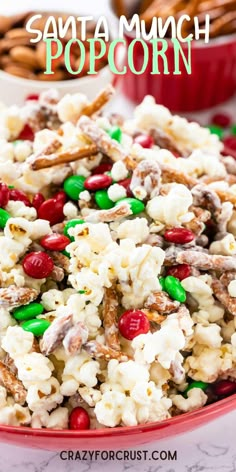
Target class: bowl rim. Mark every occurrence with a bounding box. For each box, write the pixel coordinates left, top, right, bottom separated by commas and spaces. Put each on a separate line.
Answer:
1, 394, 235, 438
0, 65, 111, 89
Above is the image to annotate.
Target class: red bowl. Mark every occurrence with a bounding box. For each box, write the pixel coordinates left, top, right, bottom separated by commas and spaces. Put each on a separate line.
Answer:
121, 34, 236, 112
0, 394, 235, 450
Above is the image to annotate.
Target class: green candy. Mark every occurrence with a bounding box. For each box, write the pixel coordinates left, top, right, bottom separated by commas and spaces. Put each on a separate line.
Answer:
108, 126, 122, 143
0, 208, 10, 229
159, 277, 166, 290
21, 319, 51, 336
115, 197, 145, 215
164, 275, 186, 303
13, 303, 44, 321
184, 381, 209, 398
8, 185, 14, 189
63, 175, 86, 200
95, 190, 114, 209
12, 140, 23, 147
231, 124, 236, 136
64, 219, 84, 242
61, 249, 71, 258
207, 125, 224, 139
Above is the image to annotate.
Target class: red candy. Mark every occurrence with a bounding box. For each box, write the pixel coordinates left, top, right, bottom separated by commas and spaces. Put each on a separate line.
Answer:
164, 228, 195, 244
17, 124, 34, 141
22, 252, 54, 279
212, 380, 236, 397
9, 189, 31, 207
223, 136, 236, 159
166, 264, 191, 281
38, 198, 64, 225
69, 407, 90, 430
118, 310, 150, 340
40, 234, 70, 251
54, 190, 67, 204
25, 94, 39, 102
0, 183, 9, 208
32, 193, 45, 211
134, 134, 154, 149
211, 112, 232, 128
92, 163, 112, 175
118, 178, 132, 197
84, 174, 113, 191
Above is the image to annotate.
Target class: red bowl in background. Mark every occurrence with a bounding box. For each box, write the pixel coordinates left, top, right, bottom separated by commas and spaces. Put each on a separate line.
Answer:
0, 394, 235, 450
121, 34, 236, 112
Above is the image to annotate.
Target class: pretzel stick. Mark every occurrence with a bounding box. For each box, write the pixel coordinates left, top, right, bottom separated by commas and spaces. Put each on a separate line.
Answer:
139, 0, 154, 14
112, 0, 128, 17
83, 341, 130, 362
185, 206, 211, 235
85, 202, 132, 223
144, 291, 180, 314
40, 314, 73, 356
78, 115, 128, 162
31, 144, 98, 170
0, 361, 27, 404
103, 283, 120, 351
149, 128, 184, 155
210, 11, 236, 36
216, 190, 236, 206
161, 165, 198, 188
220, 271, 236, 286
0, 286, 39, 308
142, 309, 166, 324
176, 251, 236, 271
130, 159, 161, 199
63, 322, 88, 355
211, 278, 236, 316
199, 0, 236, 12
79, 85, 115, 118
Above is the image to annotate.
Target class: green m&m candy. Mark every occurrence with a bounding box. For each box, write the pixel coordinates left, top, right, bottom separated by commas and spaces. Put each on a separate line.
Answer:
13, 302, 44, 321
0, 208, 10, 229
63, 175, 86, 200
115, 197, 145, 215
21, 319, 51, 336
64, 219, 84, 241
184, 381, 209, 398
207, 125, 223, 139
164, 275, 186, 303
95, 190, 114, 209
159, 277, 166, 290
108, 126, 122, 143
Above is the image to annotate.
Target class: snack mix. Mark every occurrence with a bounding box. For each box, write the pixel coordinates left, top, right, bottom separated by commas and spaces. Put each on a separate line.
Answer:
0, 86, 235, 431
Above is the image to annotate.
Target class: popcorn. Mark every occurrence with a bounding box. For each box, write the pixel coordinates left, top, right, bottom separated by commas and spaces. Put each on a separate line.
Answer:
146, 184, 193, 226
111, 161, 128, 181
26, 377, 63, 412
0, 87, 235, 432
172, 388, 207, 413
57, 93, 89, 123
107, 184, 126, 202
228, 279, 236, 299
2, 326, 33, 359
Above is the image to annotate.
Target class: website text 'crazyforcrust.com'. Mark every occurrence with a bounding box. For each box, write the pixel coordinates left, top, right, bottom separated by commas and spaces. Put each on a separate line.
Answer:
60, 450, 178, 461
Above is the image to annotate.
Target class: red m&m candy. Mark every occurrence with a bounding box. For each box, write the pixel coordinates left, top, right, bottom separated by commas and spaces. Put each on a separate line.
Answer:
211, 112, 232, 129
118, 310, 150, 340
92, 163, 112, 175
32, 193, 45, 211
9, 189, 31, 207
38, 198, 64, 225
22, 252, 54, 279
17, 124, 34, 141
164, 228, 195, 244
84, 174, 113, 191
69, 407, 90, 430
40, 234, 70, 251
212, 380, 236, 397
0, 183, 9, 208
166, 264, 191, 281
134, 134, 154, 149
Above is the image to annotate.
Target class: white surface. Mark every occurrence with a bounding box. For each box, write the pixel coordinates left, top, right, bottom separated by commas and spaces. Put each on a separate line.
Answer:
0, 0, 236, 469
